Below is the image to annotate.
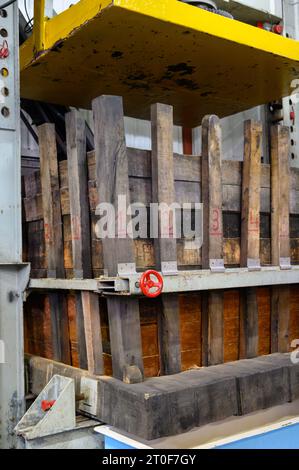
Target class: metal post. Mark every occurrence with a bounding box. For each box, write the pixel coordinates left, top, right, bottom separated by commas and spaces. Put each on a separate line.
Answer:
33, 0, 46, 52
0, 3, 30, 449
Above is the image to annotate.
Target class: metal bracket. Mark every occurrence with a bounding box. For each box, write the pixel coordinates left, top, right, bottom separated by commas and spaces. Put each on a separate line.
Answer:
97, 278, 129, 294
117, 263, 137, 276
161, 261, 178, 275
79, 377, 99, 417
247, 258, 261, 272
15, 375, 76, 440
280, 257, 292, 270
210, 259, 225, 273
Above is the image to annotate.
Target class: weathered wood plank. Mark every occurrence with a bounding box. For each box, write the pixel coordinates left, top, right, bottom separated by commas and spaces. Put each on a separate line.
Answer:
271, 126, 291, 267
38, 123, 70, 364
66, 109, 92, 279
66, 110, 94, 369
240, 287, 259, 359
240, 120, 262, 359
81, 291, 104, 376
92, 95, 143, 381
241, 120, 262, 269
271, 125, 291, 353
151, 102, 181, 375
201, 115, 224, 366
38, 124, 64, 278
23, 161, 299, 223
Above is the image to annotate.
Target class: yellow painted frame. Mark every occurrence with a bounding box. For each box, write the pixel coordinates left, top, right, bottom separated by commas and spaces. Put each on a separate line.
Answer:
20, 1, 299, 125
23, 0, 299, 69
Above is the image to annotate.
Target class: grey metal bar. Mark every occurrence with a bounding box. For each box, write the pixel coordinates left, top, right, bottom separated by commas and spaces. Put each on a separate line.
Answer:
28, 266, 299, 296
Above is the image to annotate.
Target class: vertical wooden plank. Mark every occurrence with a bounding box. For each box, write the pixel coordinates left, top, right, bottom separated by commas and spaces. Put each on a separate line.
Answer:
271, 125, 291, 353
66, 110, 92, 370
241, 120, 262, 269
38, 123, 71, 364
271, 125, 291, 268
81, 291, 104, 376
38, 123, 64, 279
92, 95, 143, 381
65, 110, 92, 279
151, 103, 181, 375
240, 287, 259, 359
73, 295, 88, 370
240, 120, 262, 359
201, 115, 224, 366
271, 286, 290, 353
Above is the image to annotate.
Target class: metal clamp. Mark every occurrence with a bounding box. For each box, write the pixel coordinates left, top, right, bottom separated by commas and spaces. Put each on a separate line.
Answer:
210, 259, 225, 273
280, 258, 292, 271
247, 258, 261, 272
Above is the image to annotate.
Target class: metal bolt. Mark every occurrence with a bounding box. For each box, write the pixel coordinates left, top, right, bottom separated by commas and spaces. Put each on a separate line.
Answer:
8, 291, 20, 302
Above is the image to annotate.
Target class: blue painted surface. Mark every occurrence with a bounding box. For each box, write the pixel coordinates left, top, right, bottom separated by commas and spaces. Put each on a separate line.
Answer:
104, 422, 299, 450
218, 423, 299, 449
105, 436, 135, 450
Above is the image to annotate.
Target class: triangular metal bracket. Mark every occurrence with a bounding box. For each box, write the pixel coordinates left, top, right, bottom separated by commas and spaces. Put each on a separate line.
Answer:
15, 375, 76, 440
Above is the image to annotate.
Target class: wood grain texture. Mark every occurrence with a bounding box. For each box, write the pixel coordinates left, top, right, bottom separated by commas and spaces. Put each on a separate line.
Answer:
202, 115, 224, 269
81, 291, 104, 375
38, 123, 70, 364
240, 120, 262, 360
65, 109, 92, 279
151, 102, 181, 375
270, 125, 291, 354
201, 115, 224, 366
271, 125, 291, 265
92, 95, 143, 381
241, 120, 262, 267
38, 123, 64, 278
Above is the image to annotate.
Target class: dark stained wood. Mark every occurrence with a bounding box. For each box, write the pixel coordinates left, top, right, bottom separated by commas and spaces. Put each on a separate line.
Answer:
271, 286, 290, 353
23, 160, 299, 223
65, 111, 89, 368
92, 95, 143, 381
240, 287, 258, 359
38, 123, 70, 364
92, 95, 135, 276
65, 109, 92, 279
151, 102, 181, 375
240, 120, 262, 359
38, 124, 64, 279
66, 109, 95, 370
201, 115, 224, 366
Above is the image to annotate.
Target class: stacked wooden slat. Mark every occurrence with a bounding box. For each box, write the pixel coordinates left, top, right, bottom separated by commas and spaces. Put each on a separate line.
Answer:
22, 95, 299, 381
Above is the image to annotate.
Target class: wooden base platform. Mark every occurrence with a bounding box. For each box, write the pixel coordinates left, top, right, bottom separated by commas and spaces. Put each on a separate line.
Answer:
26, 353, 299, 440
20, 0, 299, 125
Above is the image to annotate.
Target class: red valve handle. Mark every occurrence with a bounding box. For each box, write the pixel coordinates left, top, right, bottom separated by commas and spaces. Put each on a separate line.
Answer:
41, 400, 56, 412
140, 270, 164, 298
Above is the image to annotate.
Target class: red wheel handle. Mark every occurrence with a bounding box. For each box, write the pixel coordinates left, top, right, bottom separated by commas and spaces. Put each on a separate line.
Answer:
140, 270, 164, 298
41, 400, 56, 412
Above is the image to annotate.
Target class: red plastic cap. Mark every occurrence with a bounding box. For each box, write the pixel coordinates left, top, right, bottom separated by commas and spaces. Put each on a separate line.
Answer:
290, 111, 295, 122
273, 24, 283, 35
41, 400, 56, 412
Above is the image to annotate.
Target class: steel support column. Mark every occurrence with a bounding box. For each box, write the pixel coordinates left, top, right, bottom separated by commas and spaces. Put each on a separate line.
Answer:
0, 3, 30, 449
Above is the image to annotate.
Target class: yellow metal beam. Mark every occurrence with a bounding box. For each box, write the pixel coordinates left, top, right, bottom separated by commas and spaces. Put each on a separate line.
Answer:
20, 0, 299, 126
33, 0, 46, 53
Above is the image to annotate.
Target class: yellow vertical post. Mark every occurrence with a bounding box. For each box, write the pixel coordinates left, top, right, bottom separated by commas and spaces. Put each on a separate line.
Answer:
33, 0, 46, 52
